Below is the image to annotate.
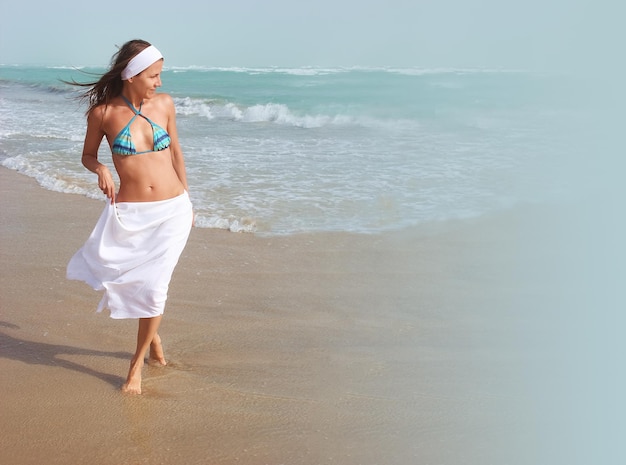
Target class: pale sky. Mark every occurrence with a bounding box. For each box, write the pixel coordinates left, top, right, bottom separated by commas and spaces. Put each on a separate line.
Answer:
0, 0, 620, 70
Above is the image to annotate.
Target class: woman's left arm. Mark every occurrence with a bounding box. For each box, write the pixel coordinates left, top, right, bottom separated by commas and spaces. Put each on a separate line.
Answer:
165, 94, 189, 192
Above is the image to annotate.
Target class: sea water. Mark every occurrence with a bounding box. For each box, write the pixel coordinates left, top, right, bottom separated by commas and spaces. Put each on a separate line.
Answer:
0, 65, 579, 235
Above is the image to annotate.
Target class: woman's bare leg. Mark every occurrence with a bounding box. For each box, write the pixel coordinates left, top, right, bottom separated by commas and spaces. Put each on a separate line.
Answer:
122, 316, 162, 394
148, 332, 167, 366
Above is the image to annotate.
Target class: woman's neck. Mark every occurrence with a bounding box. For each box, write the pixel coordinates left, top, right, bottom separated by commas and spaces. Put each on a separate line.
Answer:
121, 88, 143, 108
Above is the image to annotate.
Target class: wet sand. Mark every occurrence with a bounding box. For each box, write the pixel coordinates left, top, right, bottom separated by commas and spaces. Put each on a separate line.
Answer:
1, 166, 564, 464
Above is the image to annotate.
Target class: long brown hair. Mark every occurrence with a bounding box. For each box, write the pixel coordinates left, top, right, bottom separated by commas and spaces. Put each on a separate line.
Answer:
66, 39, 152, 114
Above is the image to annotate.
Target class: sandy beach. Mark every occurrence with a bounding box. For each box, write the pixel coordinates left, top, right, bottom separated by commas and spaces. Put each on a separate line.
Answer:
0, 166, 582, 464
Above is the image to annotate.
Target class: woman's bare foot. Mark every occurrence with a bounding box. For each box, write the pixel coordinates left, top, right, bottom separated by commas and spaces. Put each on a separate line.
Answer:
122, 358, 144, 395
148, 333, 167, 366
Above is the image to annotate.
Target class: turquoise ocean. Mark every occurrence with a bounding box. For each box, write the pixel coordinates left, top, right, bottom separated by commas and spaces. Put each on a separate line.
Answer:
0, 65, 579, 235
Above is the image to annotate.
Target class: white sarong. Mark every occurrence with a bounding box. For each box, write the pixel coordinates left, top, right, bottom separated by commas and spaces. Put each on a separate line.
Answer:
67, 192, 193, 319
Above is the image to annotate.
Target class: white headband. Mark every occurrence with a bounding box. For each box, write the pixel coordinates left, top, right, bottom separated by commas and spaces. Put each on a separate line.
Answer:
121, 45, 163, 80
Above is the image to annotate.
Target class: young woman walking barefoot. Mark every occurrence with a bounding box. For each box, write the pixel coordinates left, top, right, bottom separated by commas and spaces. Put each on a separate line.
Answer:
67, 40, 193, 395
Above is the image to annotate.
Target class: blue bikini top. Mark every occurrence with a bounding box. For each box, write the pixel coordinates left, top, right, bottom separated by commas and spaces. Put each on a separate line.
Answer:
111, 96, 171, 156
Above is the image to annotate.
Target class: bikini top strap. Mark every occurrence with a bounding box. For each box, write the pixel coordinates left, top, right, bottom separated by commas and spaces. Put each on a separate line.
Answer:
121, 95, 143, 115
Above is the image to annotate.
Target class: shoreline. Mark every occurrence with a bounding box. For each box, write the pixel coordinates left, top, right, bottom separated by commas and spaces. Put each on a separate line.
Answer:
0, 166, 569, 464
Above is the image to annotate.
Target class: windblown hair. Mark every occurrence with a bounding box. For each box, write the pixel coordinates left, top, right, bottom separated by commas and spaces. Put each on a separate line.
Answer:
66, 39, 152, 115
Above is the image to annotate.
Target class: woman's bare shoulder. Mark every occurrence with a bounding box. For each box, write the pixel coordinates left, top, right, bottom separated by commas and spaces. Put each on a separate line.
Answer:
154, 92, 174, 107
87, 103, 107, 124
89, 97, 124, 118
87, 97, 127, 133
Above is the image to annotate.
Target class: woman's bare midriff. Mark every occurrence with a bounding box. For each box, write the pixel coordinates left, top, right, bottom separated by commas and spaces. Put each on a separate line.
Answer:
113, 150, 185, 203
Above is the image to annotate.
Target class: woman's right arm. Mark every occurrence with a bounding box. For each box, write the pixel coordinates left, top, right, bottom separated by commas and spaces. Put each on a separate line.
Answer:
82, 107, 116, 202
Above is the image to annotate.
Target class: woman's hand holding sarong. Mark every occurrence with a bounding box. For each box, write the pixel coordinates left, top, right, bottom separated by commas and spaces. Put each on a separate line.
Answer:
95, 165, 116, 203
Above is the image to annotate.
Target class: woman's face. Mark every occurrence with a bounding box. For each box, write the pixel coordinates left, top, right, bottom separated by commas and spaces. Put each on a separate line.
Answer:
132, 59, 163, 99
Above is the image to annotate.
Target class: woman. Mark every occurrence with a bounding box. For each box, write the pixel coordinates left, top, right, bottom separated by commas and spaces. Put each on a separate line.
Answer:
67, 39, 193, 395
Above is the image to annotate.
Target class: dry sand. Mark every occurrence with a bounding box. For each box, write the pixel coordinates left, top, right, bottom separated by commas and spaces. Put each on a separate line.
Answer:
1, 166, 563, 464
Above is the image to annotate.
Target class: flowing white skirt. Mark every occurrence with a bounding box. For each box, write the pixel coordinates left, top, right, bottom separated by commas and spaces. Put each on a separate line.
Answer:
67, 192, 193, 319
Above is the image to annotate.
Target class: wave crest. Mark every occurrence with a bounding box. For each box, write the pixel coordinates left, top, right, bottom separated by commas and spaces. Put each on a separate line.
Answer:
174, 98, 364, 129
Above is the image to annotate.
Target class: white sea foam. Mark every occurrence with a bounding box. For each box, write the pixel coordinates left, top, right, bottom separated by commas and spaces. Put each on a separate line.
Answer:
175, 97, 215, 119
194, 214, 257, 233
2, 155, 102, 199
